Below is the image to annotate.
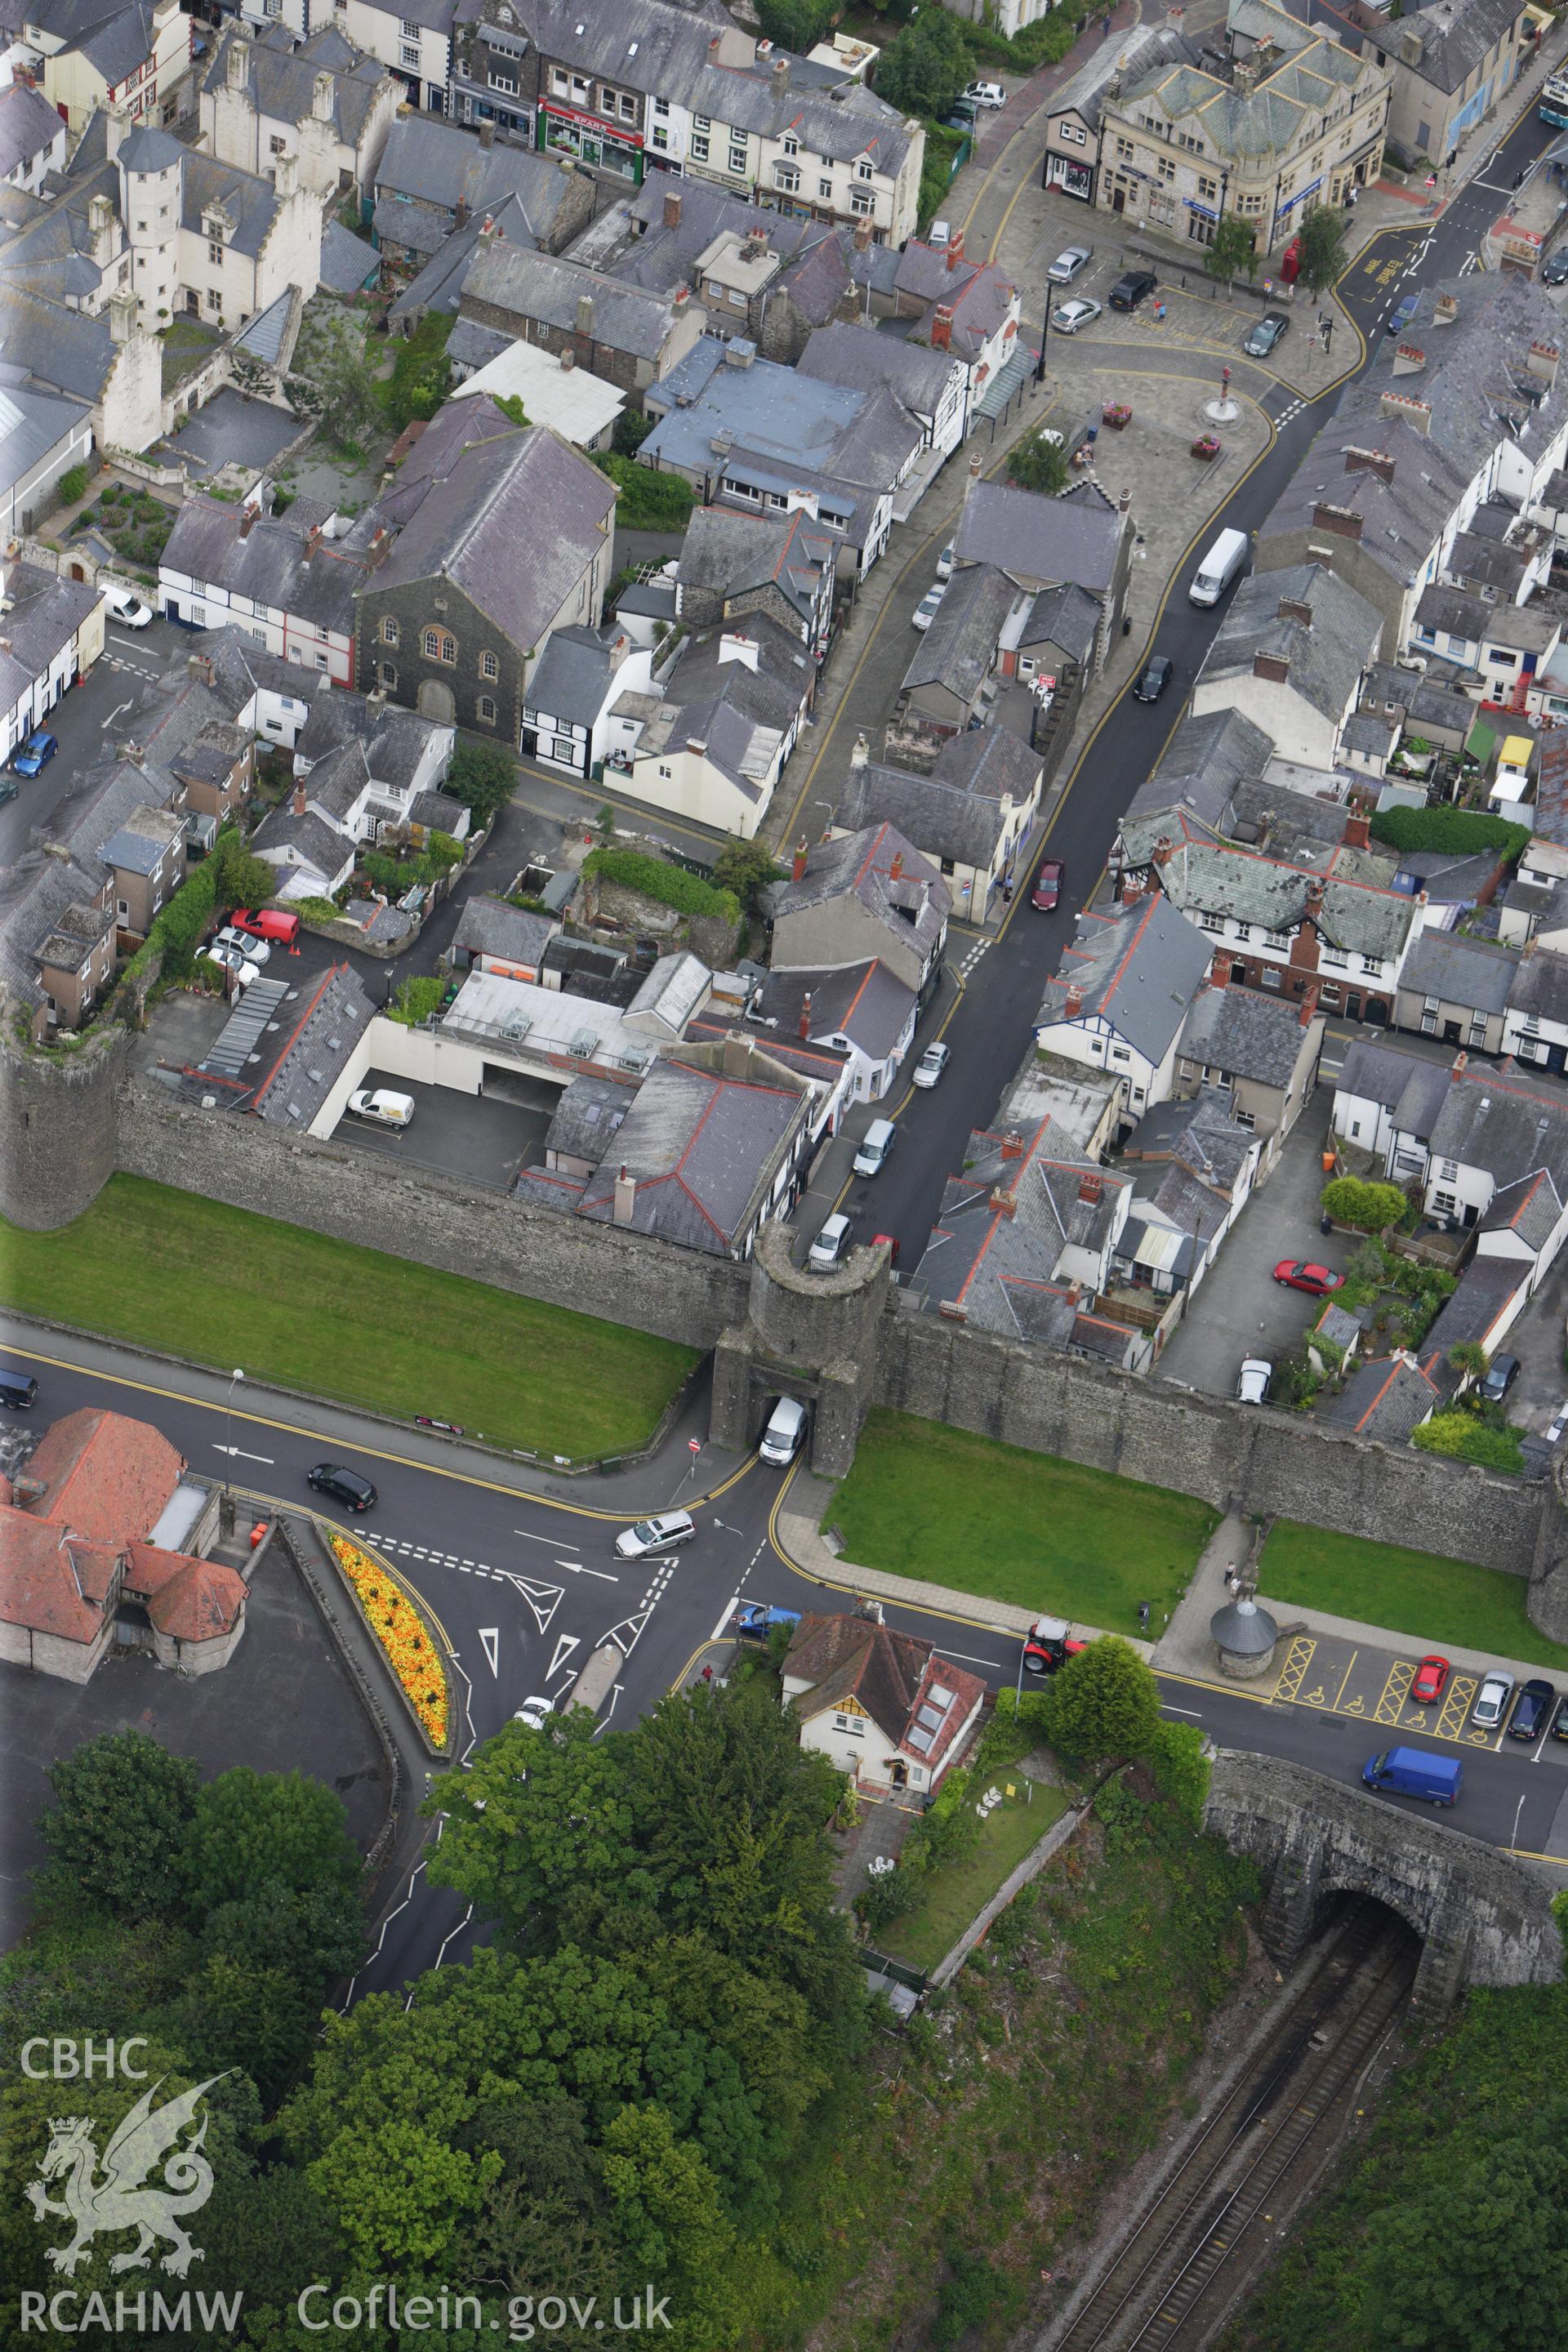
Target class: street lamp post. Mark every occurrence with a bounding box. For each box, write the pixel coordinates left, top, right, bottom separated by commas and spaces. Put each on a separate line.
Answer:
1510, 1790, 1527, 1855
222, 1368, 245, 1498
1036, 301, 1050, 386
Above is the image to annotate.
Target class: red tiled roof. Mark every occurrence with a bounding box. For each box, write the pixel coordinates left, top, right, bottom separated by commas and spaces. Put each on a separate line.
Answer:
126, 1544, 246, 1642
0, 1507, 118, 1642
19, 1409, 185, 1543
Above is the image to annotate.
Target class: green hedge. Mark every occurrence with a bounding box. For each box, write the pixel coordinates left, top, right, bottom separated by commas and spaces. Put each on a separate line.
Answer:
1369, 806, 1529, 863
593, 453, 696, 529
1412, 1413, 1526, 1472
582, 845, 738, 924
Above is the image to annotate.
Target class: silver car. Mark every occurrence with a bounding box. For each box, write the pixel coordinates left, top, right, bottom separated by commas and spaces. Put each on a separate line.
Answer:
205, 941, 261, 987
1236, 1358, 1272, 1405
911, 581, 946, 631
912, 1043, 950, 1089
513, 1695, 554, 1731
1051, 297, 1101, 336
1047, 245, 1093, 284
1471, 1670, 1514, 1731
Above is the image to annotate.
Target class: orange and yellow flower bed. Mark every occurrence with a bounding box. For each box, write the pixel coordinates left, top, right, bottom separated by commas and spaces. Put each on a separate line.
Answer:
327, 1533, 450, 1748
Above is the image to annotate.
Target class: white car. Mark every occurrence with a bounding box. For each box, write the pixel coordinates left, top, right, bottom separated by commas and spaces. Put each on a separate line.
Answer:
347, 1088, 415, 1129
204, 941, 261, 987
911, 582, 946, 632
808, 1212, 852, 1272
1047, 245, 1093, 284
1471, 1670, 1514, 1731
964, 79, 1005, 108
614, 1510, 696, 1561
912, 1043, 950, 1089
1236, 1358, 1272, 1405
1051, 297, 1102, 336
512, 1695, 554, 1731
935, 541, 955, 581
213, 923, 270, 967
103, 586, 154, 628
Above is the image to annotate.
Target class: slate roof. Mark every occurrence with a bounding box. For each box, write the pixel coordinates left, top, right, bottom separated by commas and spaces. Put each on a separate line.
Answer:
1423, 1258, 1530, 1362
115, 125, 184, 174
523, 624, 623, 728
675, 504, 833, 630
954, 475, 1120, 594
1427, 1058, 1568, 1192
160, 498, 368, 639
1321, 1353, 1443, 1439
1155, 838, 1416, 960
572, 1055, 804, 1254
1398, 928, 1518, 1014
252, 961, 374, 1128
1038, 891, 1212, 1063
365, 416, 616, 654
100, 804, 184, 878
1178, 974, 1316, 1090
931, 725, 1045, 809
1504, 943, 1568, 1024
318, 220, 380, 294
1334, 1036, 1454, 1139
1126, 1086, 1257, 1249
0, 82, 64, 182
1395, 0, 1526, 96
1045, 16, 1200, 129
461, 239, 686, 360
203, 23, 395, 147
900, 560, 1015, 705
249, 800, 354, 882
1477, 1166, 1563, 1251
784, 1612, 985, 1773
774, 822, 950, 969
758, 958, 914, 1062
1198, 562, 1382, 724
1018, 580, 1102, 665
544, 1073, 632, 1168
891, 238, 1020, 364
1114, 3, 1368, 171
797, 318, 958, 423
838, 740, 1036, 876
1139, 706, 1276, 827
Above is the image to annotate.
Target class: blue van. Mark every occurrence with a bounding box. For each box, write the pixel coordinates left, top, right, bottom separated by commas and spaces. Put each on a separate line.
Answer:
1361, 1747, 1462, 1806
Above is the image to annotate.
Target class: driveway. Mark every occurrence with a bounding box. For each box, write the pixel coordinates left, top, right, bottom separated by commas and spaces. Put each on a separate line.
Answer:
327, 1065, 553, 1191
1156, 1102, 1349, 1400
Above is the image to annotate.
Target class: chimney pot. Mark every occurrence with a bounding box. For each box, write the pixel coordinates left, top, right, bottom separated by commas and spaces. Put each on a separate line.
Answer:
1451, 1051, 1468, 1080
1063, 981, 1085, 1018
791, 836, 808, 883
1078, 1170, 1103, 1205
889, 849, 904, 881
1000, 1131, 1024, 1160
798, 991, 813, 1040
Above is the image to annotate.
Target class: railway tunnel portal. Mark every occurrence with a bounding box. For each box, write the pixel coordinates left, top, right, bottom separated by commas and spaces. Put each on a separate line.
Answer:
1204, 1751, 1562, 2018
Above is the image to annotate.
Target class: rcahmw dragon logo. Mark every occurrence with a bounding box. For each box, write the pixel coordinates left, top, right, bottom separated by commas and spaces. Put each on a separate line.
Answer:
26, 2075, 230, 2278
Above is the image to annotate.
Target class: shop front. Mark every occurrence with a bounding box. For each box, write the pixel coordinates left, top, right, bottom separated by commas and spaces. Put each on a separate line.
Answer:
539, 101, 643, 182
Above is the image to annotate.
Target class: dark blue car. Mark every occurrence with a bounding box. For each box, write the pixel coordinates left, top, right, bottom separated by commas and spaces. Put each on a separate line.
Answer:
12, 730, 57, 777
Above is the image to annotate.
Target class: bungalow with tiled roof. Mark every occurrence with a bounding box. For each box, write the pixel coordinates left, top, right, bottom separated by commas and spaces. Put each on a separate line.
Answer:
782, 1610, 987, 1797
0, 1407, 246, 1683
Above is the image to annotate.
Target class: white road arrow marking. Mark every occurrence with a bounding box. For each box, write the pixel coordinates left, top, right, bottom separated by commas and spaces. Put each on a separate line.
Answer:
557, 1558, 618, 1582
546, 1632, 580, 1680
479, 1628, 499, 1679
212, 1445, 274, 1463
492, 1573, 565, 1635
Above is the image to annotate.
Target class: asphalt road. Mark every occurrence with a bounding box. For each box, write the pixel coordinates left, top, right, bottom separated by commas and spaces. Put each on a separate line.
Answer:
853, 111, 1561, 1263
7, 1333, 1565, 2001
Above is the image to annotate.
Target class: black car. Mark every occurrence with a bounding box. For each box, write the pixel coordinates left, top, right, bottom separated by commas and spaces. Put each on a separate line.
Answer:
1133, 655, 1173, 703
1109, 269, 1157, 312
1552, 1691, 1568, 1743
1243, 311, 1290, 358
308, 1463, 378, 1512
1544, 248, 1568, 287
1481, 1352, 1521, 1402
1508, 1677, 1557, 1742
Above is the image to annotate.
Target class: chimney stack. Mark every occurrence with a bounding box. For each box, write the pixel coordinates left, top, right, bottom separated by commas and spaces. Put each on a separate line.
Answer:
889, 849, 904, 882
1450, 1050, 1468, 1081
612, 1165, 636, 1225
576, 292, 595, 340
1063, 981, 1085, 1018
798, 991, 813, 1040
792, 837, 808, 883
238, 508, 256, 538
1276, 597, 1313, 627
292, 780, 306, 816
1153, 835, 1174, 866
1210, 950, 1232, 988
947, 225, 965, 269
1299, 981, 1321, 1027
479, 121, 495, 149
931, 304, 954, 350
853, 218, 872, 252
1078, 1171, 1103, 1205
663, 187, 682, 231
1000, 1131, 1024, 1160
1342, 807, 1370, 850
969, 452, 982, 479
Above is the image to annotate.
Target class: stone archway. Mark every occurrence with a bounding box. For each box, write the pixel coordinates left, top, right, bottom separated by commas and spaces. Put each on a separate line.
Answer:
416, 679, 456, 723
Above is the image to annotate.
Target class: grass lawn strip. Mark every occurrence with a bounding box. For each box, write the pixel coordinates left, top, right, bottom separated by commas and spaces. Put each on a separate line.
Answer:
826, 1409, 1219, 1637
1259, 1520, 1568, 1672
883, 1784, 1069, 1974
0, 1175, 697, 1462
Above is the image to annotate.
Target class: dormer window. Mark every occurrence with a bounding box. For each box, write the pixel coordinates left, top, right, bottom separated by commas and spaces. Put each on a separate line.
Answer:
782, 134, 799, 156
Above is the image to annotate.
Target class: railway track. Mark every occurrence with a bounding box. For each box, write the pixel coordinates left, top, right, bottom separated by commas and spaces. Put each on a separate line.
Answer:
1054, 1902, 1417, 2352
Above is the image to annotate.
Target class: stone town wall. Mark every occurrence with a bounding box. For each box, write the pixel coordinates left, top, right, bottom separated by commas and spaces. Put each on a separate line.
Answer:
0, 1018, 129, 1234
879, 1307, 1544, 1575
116, 1079, 749, 1349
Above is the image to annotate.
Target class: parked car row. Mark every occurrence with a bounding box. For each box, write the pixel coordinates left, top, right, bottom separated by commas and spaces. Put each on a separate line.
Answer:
1381, 1652, 1568, 1741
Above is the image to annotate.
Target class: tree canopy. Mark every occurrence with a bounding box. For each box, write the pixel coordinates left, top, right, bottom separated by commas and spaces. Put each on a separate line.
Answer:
1045, 1637, 1162, 1761
875, 10, 973, 119
1008, 428, 1070, 498
1294, 204, 1348, 295
39, 1728, 200, 1918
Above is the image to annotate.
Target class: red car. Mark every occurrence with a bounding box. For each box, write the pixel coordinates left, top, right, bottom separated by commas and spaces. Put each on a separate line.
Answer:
1410, 1655, 1450, 1706
1272, 1259, 1345, 1296
1031, 858, 1064, 911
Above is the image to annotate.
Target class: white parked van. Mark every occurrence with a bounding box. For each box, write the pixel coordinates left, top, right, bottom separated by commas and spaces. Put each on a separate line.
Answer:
759, 1396, 808, 1468
1189, 527, 1249, 608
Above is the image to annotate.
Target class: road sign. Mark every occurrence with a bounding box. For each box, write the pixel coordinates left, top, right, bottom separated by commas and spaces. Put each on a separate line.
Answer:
688, 1437, 702, 1454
